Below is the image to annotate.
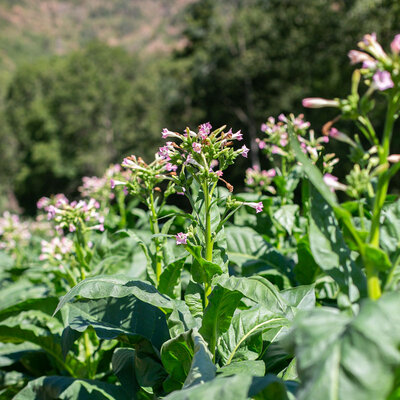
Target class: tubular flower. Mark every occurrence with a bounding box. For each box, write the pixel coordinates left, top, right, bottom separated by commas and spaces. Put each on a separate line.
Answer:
302, 98, 340, 109
243, 201, 264, 213
373, 70, 394, 91
323, 174, 347, 192
391, 34, 400, 54
175, 232, 188, 245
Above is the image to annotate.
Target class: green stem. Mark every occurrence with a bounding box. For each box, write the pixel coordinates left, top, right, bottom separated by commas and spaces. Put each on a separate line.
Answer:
358, 201, 365, 231
365, 97, 398, 299
117, 190, 126, 229
149, 191, 162, 285
203, 181, 213, 309
83, 330, 93, 378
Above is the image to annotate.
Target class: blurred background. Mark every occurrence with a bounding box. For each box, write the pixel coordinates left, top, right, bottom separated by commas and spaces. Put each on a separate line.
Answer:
0, 0, 399, 214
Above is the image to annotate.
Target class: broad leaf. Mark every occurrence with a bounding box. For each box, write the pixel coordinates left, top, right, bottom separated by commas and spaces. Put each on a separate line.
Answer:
309, 189, 367, 305
163, 374, 290, 400
13, 375, 128, 400
199, 286, 242, 355
224, 226, 293, 279
158, 258, 186, 299
161, 329, 216, 392
214, 275, 288, 315
54, 276, 174, 315
289, 292, 400, 400
111, 348, 141, 398
65, 296, 170, 350
218, 305, 289, 365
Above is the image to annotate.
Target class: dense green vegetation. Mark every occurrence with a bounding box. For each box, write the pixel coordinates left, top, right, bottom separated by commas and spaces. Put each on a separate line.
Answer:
1, 0, 400, 212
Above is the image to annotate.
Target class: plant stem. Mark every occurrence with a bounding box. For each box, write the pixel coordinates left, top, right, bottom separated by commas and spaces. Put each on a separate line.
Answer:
203, 181, 213, 308
117, 190, 126, 229
365, 97, 398, 299
149, 191, 162, 285
83, 330, 93, 378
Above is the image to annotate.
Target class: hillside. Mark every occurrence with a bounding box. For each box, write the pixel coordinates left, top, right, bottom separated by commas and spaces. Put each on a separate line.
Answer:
0, 0, 193, 88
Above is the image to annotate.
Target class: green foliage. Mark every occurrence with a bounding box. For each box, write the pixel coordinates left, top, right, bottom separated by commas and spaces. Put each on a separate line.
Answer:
4, 43, 164, 212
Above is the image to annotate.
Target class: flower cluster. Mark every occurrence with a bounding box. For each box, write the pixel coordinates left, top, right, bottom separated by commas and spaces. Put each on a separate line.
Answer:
245, 165, 276, 194
79, 164, 130, 202
323, 146, 379, 198
159, 123, 248, 192
0, 212, 31, 252
350, 33, 397, 91
258, 113, 334, 169
303, 33, 399, 113
115, 154, 172, 200
39, 237, 74, 268
40, 196, 104, 233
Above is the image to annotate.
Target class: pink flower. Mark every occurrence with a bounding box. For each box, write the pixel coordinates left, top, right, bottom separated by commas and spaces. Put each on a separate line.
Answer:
271, 145, 285, 156
362, 59, 377, 69
175, 232, 188, 245
240, 145, 249, 158
323, 173, 347, 192
256, 138, 266, 149
37, 197, 49, 210
69, 224, 76, 233
302, 98, 339, 109
216, 170, 223, 177
166, 163, 178, 172
391, 34, 400, 54
232, 130, 243, 141
388, 154, 400, 163
162, 128, 179, 139
245, 201, 263, 213
198, 122, 212, 139
373, 70, 394, 91
347, 50, 374, 65
192, 142, 202, 153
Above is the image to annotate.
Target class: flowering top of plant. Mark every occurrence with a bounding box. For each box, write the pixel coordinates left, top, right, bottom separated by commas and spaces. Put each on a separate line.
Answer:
303, 33, 400, 119
79, 164, 130, 203
159, 123, 247, 192
258, 113, 336, 173
44, 196, 104, 233
39, 236, 73, 265
245, 165, 276, 194
0, 211, 31, 252
115, 154, 174, 201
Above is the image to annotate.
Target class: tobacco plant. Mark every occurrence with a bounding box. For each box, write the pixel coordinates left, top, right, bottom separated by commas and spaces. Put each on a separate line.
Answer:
2, 32, 400, 400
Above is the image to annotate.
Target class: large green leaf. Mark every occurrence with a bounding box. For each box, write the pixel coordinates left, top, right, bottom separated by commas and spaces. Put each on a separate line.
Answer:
185, 244, 223, 285
289, 292, 400, 400
217, 360, 265, 377
161, 329, 216, 392
0, 310, 73, 375
380, 198, 400, 263
224, 226, 293, 278
199, 286, 242, 356
0, 297, 59, 323
54, 276, 174, 315
158, 258, 186, 299
166, 299, 199, 337
111, 348, 141, 399
309, 189, 367, 305
213, 275, 288, 315
218, 305, 289, 365
273, 205, 299, 235
0, 280, 49, 312
0, 342, 40, 367
163, 374, 290, 400
13, 375, 129, 400
65, 296, 170, 350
